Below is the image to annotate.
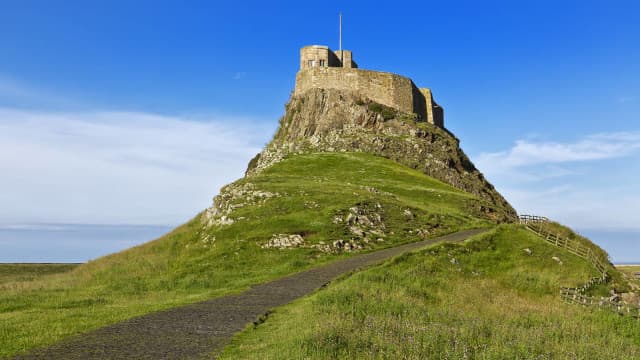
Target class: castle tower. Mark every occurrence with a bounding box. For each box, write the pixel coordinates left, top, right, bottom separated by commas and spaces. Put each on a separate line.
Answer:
300, 45, 357, 70
295, 45, 444, 128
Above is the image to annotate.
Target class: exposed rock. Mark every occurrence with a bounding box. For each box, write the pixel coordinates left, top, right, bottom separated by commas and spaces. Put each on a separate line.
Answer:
245, 88, 517, 222
304, 201, 319, 209
416, 228, 431, 238
332, 239, 362, 252
609, 293, 621, 303
349, 226, 365, 237
203, 182, 278, 228
620, 292, 640, 306
334, 203, 387, 251
262, 234, 305, 249
201, 234, 216, 245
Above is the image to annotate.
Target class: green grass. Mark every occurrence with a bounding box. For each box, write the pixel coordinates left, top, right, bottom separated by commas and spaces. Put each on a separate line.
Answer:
367, 102, 397, 120
0, 264, 79, 285
532, 221, 631, 294
537, 221, 610, 265
220, 225, 640, 359
617, 265, 640, 289
618, 265, 640, 274
0, 152, 503, 358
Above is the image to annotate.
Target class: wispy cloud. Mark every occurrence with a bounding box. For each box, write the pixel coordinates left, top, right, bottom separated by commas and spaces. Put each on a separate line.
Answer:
0, 108, 274, 226
472, 131, 640, 232
0, 74, 76, 108
476, 131, 640, 174
233, 72, 247, 80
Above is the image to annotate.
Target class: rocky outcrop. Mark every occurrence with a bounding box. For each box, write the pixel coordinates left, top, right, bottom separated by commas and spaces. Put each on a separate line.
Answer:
246, 88, 517, 220
203, 182, 278, 228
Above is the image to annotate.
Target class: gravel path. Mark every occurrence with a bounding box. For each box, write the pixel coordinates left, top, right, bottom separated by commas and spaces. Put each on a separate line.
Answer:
14, 228, 488, 360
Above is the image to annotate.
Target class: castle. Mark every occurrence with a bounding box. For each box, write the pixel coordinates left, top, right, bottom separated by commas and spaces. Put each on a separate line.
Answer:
294, 45, 444, 127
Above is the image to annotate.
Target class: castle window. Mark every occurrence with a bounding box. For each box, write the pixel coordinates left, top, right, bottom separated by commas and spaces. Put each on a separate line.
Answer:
319, 60, 325, 67
308, 60, 316, 67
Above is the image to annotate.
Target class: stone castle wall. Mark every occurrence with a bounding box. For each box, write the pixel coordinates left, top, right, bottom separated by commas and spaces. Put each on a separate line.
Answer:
294, 67, 442, 127
420, 88, 444, 127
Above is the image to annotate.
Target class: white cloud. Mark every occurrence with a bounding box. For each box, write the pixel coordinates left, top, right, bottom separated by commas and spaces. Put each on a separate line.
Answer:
0, 74, 75, 107
472, 131, 640, 232
502, 185, 640, 231
0, 108, 275, 226
476, 131, 640, 174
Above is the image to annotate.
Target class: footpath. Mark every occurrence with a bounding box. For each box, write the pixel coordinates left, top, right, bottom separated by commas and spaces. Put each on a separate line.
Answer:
14, 228, 488, 360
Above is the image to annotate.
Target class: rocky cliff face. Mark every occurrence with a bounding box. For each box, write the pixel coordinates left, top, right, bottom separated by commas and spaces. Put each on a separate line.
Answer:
246, 88, 517, 221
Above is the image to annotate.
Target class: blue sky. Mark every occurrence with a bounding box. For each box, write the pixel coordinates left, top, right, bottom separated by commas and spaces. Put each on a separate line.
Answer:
1, 1, 639, 262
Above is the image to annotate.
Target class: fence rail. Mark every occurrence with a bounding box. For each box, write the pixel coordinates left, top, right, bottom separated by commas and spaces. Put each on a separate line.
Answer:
518, 214, 549, 223
519, 215, 640, 318
561, 287, 640, 319
519, 215, 608, 280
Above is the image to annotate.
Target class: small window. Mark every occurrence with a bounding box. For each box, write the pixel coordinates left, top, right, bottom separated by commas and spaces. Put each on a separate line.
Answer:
308, 60, 314, 67
319, 60, 325, 67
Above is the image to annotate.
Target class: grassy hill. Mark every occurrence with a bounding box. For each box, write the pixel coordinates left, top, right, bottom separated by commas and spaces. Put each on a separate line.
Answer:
0, 264, 78, 286
0, 152, 505, 358
220, 225, 640, 359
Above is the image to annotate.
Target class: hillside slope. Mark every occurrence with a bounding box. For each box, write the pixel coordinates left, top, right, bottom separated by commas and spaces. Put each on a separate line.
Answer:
246, 88, 517, 220
0, 153, 506, 358
220, 225, 640, 359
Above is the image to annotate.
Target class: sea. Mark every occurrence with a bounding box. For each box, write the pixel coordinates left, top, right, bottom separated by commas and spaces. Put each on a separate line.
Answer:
0, 224, 637, 264
0, 224, 173, 263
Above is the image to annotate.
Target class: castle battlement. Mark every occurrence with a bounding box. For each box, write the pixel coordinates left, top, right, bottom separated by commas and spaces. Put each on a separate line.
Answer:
294, 45, 443, 128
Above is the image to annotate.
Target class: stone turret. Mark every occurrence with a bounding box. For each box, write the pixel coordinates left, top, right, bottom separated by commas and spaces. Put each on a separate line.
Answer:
300, 45, 358, 70
295, 45, 444, 128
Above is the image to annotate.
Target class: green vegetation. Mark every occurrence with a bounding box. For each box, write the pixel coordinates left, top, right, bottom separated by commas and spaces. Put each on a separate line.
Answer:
0, 264, 79, 285
531, 221, 631, 295
367, 102, 396, 120
618, 265, 640, 274
0, 152, 500, 358
540, 221, 610, 265
220, 225, 640, 359
617, 265, 640, 289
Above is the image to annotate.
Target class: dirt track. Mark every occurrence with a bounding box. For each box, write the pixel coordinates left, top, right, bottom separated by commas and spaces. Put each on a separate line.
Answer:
13, 228, 488, 360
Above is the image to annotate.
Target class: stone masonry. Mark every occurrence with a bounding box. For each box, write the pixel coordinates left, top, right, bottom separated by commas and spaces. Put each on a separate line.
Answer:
295, 45, 444, 127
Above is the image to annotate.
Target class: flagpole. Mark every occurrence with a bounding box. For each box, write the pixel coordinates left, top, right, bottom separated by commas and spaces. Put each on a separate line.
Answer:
339, 12, 343, 65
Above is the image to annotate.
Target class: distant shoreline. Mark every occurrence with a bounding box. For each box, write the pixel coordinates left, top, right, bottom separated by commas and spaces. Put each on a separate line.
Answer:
0, 262, 84, 265
615, 264, 640, 267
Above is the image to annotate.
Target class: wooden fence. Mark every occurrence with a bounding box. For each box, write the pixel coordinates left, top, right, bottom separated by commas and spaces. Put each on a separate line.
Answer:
561, 287, 640, 319
519, 215, 608, 280
519, 215, 640, 318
